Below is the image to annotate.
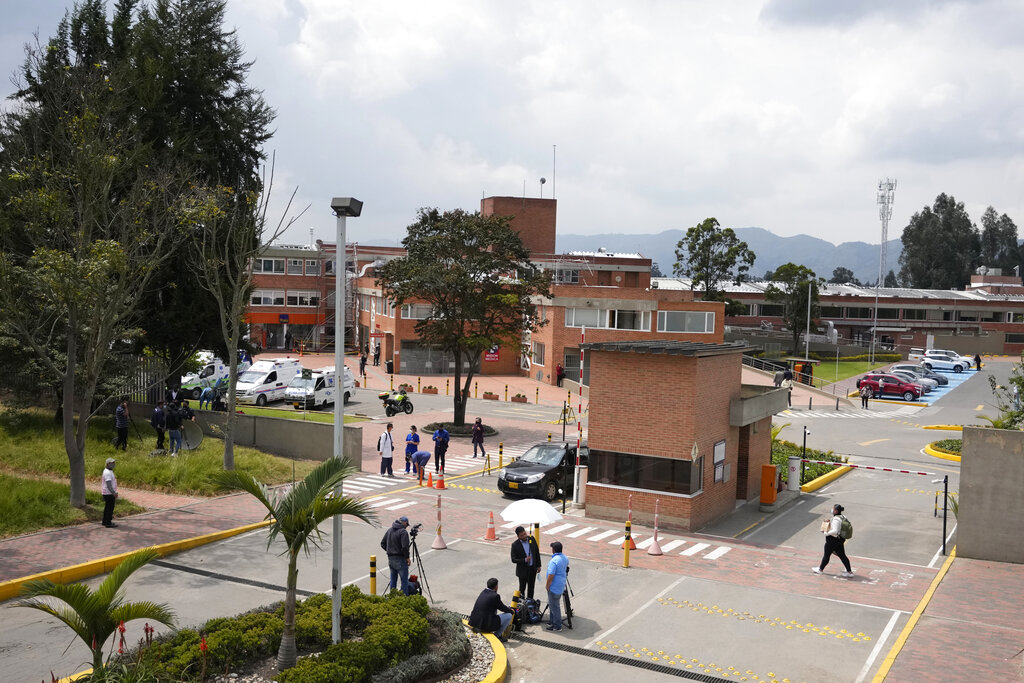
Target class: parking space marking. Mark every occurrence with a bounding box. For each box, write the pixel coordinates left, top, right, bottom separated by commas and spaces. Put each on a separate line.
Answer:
681, 542, 710, 556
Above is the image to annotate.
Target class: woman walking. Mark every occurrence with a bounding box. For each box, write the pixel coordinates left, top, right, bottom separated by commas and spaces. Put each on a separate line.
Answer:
813, 504, 854, 577
471, 417, 486, 458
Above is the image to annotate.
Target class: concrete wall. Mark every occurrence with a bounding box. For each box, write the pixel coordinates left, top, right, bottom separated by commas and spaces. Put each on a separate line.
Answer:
957, 426, 1024, 564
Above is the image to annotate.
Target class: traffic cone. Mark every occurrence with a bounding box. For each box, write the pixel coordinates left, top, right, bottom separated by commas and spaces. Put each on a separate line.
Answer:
436, 471, 446, 490
484, 511, 497, 541
427, 472, 433, 488
621, 535, 637, 551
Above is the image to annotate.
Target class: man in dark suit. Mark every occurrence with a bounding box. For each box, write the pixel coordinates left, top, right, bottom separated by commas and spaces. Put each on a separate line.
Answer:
510, 525, 542, 599
468, 578, 514, 640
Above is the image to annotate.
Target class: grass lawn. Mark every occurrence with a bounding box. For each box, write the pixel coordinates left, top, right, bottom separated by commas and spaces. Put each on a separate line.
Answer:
233, 405, 367, 424
0, 473, 145, 538
0, 408, 319, 496
813, 360, 892, 387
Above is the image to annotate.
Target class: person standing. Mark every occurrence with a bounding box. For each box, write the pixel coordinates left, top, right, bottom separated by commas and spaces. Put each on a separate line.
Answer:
359, 350, 368, 378
432, 425, 450, 473
545, 541, 569, 632
381, 515, 411, 594
471, 417, 486, 458
373, 343, 381, 366
404, 425, 420, 475
555, 363, 565, 387
510, 526, 542, 600
468, 578, 515, 641
378, 422, 395, 477
165, 385, 183, 405
113, 399, 130, 451
813, 503, 854, 577
974, 353, 982, 372
150, 401, 166, 450
773, 369, 784, 388
165, 403, 183, 456
101, 458, 119, 528
781, 377, 793, 407
859, 383, 872, 409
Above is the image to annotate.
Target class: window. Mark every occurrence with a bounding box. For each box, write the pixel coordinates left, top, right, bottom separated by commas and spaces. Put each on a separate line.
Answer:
251, 290, 284, 306
305, 259, 320, 275
554, 268, 579, 284
734, 303, 755, 316
566, 307, 601, 328
657, 310, 714, 334
608, 309, 650, 331
286, 291, 319, 307
876, 308, 899, 320
253, 258, 284, 274
401, 303, 434, 320
903, 309, 927, 320
564, 308, 650, 330
325, 259, 336, 275
532, 341, 545, 366
819, 306, 843, 318
713, 440, 726, 483
846, 307, 873, 319
589, 449, 704, 495
287, 258, 304, 275
759, 304, 784, 317
1009, 313, 1024, 324
265, 371, 277, 384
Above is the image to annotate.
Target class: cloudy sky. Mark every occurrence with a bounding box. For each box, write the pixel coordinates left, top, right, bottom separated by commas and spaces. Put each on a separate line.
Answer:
3, 0, 1024, 250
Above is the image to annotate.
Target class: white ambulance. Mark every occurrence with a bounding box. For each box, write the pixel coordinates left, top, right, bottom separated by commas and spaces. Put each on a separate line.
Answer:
286, 366, 356, 409
235, 359, 302, 406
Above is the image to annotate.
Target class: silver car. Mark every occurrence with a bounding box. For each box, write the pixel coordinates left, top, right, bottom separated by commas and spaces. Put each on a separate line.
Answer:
890, 369, 936, 393
890, 363, 949, 386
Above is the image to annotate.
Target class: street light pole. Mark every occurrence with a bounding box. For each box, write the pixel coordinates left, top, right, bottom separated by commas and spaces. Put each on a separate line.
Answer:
330, 197, 362, 644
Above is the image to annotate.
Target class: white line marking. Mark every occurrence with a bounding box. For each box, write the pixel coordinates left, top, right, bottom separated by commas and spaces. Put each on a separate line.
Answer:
545, 523, 576, 535
385, 501, 418, 510
501, 521, 519, 529
635, 538, 655, 549
587, 530, 617, 542
368, 498, 398, 507
927, 522, 958, 569
586, 576, 686, 649
566, 526, 597, 538
703, 546, 731, 560
681, 542, 710, 556
660, 539, 686, 552
855, 611, 901, 683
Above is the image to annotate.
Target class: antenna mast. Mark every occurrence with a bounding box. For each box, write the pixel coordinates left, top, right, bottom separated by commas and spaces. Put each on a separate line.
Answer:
870, 178, 897, 363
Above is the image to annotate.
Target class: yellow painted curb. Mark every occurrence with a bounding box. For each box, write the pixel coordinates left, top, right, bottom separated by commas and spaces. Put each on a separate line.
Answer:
923, 425, 963, 431
872, 399, 929, 407
463, 619, 509, 683
801, 465, 852, 493
0, 520, 270, 603
58, 668, 91, 682
871, 548, 957, 682
924, 443, 962, 463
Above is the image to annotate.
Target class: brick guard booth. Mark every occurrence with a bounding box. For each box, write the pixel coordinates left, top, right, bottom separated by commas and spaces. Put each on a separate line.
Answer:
582, 340, 788, 532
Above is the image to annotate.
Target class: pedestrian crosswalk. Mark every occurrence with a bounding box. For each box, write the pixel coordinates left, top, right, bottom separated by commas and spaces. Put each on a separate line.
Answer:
341, 448, 531, 494
781, 405, 922, 420
497, 520, 731, 561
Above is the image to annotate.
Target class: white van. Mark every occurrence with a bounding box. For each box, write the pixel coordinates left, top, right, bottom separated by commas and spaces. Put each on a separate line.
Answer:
287, 366, 334, 409
181, 351, 252, 399
235, 359, 302, 406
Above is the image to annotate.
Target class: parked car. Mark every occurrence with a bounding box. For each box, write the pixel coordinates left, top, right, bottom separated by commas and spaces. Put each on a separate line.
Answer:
856, 373, 924, 401
890, 363, 949, 386
926, 349, 976, 369
889, 370, 936, 393
497, 441, 589, 501
921, 354, 968, 373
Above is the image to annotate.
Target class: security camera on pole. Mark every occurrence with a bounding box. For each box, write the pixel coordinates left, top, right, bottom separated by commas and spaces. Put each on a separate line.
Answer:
330, 197, 362, 644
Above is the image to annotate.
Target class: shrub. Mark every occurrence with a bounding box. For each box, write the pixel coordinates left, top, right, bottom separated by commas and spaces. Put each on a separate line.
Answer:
771, 440, 847, 484
932, 438, 962, 455
295, 593, 333, 648
372, 610, 471, 683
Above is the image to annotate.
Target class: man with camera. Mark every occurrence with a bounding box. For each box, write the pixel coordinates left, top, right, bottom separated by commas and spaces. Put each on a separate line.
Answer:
381, 515, 412, 595
468, 578, 515, 642
510, 526, 542, 599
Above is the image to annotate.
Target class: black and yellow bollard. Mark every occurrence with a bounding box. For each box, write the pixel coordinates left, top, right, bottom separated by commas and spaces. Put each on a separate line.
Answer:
535, 387, 539, 404
623, 521, 632, 567
505, 384, 509, 401
509, 589, 521, 635
485, 452, 491, 475
533, 522, 540, 549
390, 374, 394, 390
417, 376, 421, 392
499, 442, 504, 468
474, 381, 478, 398
548, 432, 552, 442
370, 554, 377, 595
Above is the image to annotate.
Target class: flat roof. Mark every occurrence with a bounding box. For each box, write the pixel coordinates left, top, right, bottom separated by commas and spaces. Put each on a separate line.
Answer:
581, 340, 750, 356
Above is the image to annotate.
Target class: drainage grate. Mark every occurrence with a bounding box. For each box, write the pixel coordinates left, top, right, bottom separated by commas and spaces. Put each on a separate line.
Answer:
151, 560, 317, 597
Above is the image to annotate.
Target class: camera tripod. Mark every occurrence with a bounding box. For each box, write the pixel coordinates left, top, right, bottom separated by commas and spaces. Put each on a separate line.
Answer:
409, 529, 433, 603
562, 575, 574, 629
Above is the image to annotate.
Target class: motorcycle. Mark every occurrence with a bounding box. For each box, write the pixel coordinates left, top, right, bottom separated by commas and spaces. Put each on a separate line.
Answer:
379, 388, 414, 416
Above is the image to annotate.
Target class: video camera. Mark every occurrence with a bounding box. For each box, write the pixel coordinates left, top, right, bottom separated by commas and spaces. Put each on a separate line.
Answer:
409, 522, 423, 538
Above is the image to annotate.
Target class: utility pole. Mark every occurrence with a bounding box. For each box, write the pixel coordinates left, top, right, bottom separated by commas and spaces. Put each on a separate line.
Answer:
871, 179, 897, 363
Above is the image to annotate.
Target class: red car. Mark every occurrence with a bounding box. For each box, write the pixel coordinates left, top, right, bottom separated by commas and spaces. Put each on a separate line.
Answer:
855, 373, 923, 401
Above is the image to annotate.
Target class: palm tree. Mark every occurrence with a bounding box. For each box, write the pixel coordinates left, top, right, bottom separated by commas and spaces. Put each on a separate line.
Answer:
17, 549, 175, 674
213, 457, 377, 671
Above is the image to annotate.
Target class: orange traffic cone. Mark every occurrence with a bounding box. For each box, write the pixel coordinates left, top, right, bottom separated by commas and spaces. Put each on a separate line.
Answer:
484, 511, 497, 541
427, 472, 433, 488
436, 471, 446, 490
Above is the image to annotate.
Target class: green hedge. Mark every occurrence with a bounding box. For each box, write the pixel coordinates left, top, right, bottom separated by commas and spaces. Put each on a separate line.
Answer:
931, 439, 962, 455
772, 440, 847, 484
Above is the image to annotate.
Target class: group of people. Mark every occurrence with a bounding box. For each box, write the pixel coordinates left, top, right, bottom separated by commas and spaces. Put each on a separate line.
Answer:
150, 395, 197, 456
376, 417, 485, 477
468, 533, 571, 639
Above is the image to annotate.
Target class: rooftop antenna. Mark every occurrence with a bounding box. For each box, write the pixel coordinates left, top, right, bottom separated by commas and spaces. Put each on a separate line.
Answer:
539, 177, 546, 198
552, 144, 557, 199
870, 178, 897, 363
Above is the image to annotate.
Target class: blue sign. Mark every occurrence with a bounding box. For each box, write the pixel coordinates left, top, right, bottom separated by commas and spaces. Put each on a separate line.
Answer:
279, 314, 289, 324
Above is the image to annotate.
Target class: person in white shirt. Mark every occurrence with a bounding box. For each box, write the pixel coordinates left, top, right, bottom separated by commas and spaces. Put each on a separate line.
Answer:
101, 458, 119, 528
378, 422, 395, 477
813, 503, 854, 577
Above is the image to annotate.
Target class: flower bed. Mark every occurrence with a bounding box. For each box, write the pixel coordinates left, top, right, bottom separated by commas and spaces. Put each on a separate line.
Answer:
482, 393, 499, 400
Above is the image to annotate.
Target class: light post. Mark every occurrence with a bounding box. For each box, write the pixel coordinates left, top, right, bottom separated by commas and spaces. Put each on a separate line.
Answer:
330, 197, 362, 644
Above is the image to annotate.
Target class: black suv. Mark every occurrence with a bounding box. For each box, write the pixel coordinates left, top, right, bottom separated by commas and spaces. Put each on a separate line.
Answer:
497, 441, 589, 501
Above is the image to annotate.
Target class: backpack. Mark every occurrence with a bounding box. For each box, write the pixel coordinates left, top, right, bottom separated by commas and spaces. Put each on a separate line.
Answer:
377, 434, 382, 451
839, 515, 853, 540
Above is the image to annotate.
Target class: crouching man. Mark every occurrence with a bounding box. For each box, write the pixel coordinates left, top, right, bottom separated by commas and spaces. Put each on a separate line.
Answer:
468, 577, 515, 642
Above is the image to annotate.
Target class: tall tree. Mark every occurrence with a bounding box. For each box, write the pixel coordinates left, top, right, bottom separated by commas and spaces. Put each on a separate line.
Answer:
979, 206, 1019, 272
376, 209, 552, 426
672, 217, 756, 298
884, 270, 899, 288
829, 266, 860, 285
898, 193, 979, 289
764, 263, 823, 353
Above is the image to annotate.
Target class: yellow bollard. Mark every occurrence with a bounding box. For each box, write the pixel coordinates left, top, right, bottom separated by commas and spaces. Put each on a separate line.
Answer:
370, 555, 377, 595
474, 381, 478, 398
499, 442, 504, 468
446, 378, 450, 396
548, 432, 552, 442
623, 521, 632, 568
509, 589, 521, 636
417, 376, 421, 392
533, 522, 540, 549
505, 384, 508, 401
390, 374, 394, 390
486, 452, 491, 474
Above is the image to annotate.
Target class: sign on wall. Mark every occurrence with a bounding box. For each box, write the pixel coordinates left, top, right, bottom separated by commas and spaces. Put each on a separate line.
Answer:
484, 345, 500, 362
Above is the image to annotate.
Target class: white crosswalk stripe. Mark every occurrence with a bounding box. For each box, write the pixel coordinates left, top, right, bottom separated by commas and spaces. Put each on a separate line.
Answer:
500, 521, 519, 529
680, 542, 710, 556
608, 535, 642, 545
782, 405, 922, 420
635, 537, 656, 549
565, 526, 596, 538
704, 546, 731, 560
368, 498, 399, 508
660, 539, 686, 552
385, 501, 417, 510
544, 523, 576, 535
587, 530, 617, 542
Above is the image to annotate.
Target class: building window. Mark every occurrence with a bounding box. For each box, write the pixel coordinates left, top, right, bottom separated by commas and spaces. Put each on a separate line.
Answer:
735, 303, 756, 316
287, 258, 304, 275
305, 259, 320, 275
759, 304, 784, 317
325, 259, 336, 275
554, 268, 580, 284
251, 290, 284, 306
286, 291, 319, 307
713, 440, 726, 483
532, 341, 545, 366
565, 307, 601, 328
589, 449, 703, 495
819, 306, 843, 318
877, 308, 899, 320
253, 258, 284, 274
846, 307, 873, 319
903, 309, 927, 320
657, 310, 714, 334
401, 303, 434, 320
564, 308, 650, 330
608, 309, 650, 331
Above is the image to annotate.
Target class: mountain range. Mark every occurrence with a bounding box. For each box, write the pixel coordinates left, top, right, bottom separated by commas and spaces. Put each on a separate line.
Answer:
556, 227, 902, 284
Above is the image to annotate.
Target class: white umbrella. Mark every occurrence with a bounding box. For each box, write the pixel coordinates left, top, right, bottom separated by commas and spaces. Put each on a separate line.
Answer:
499, 499, 563, 526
